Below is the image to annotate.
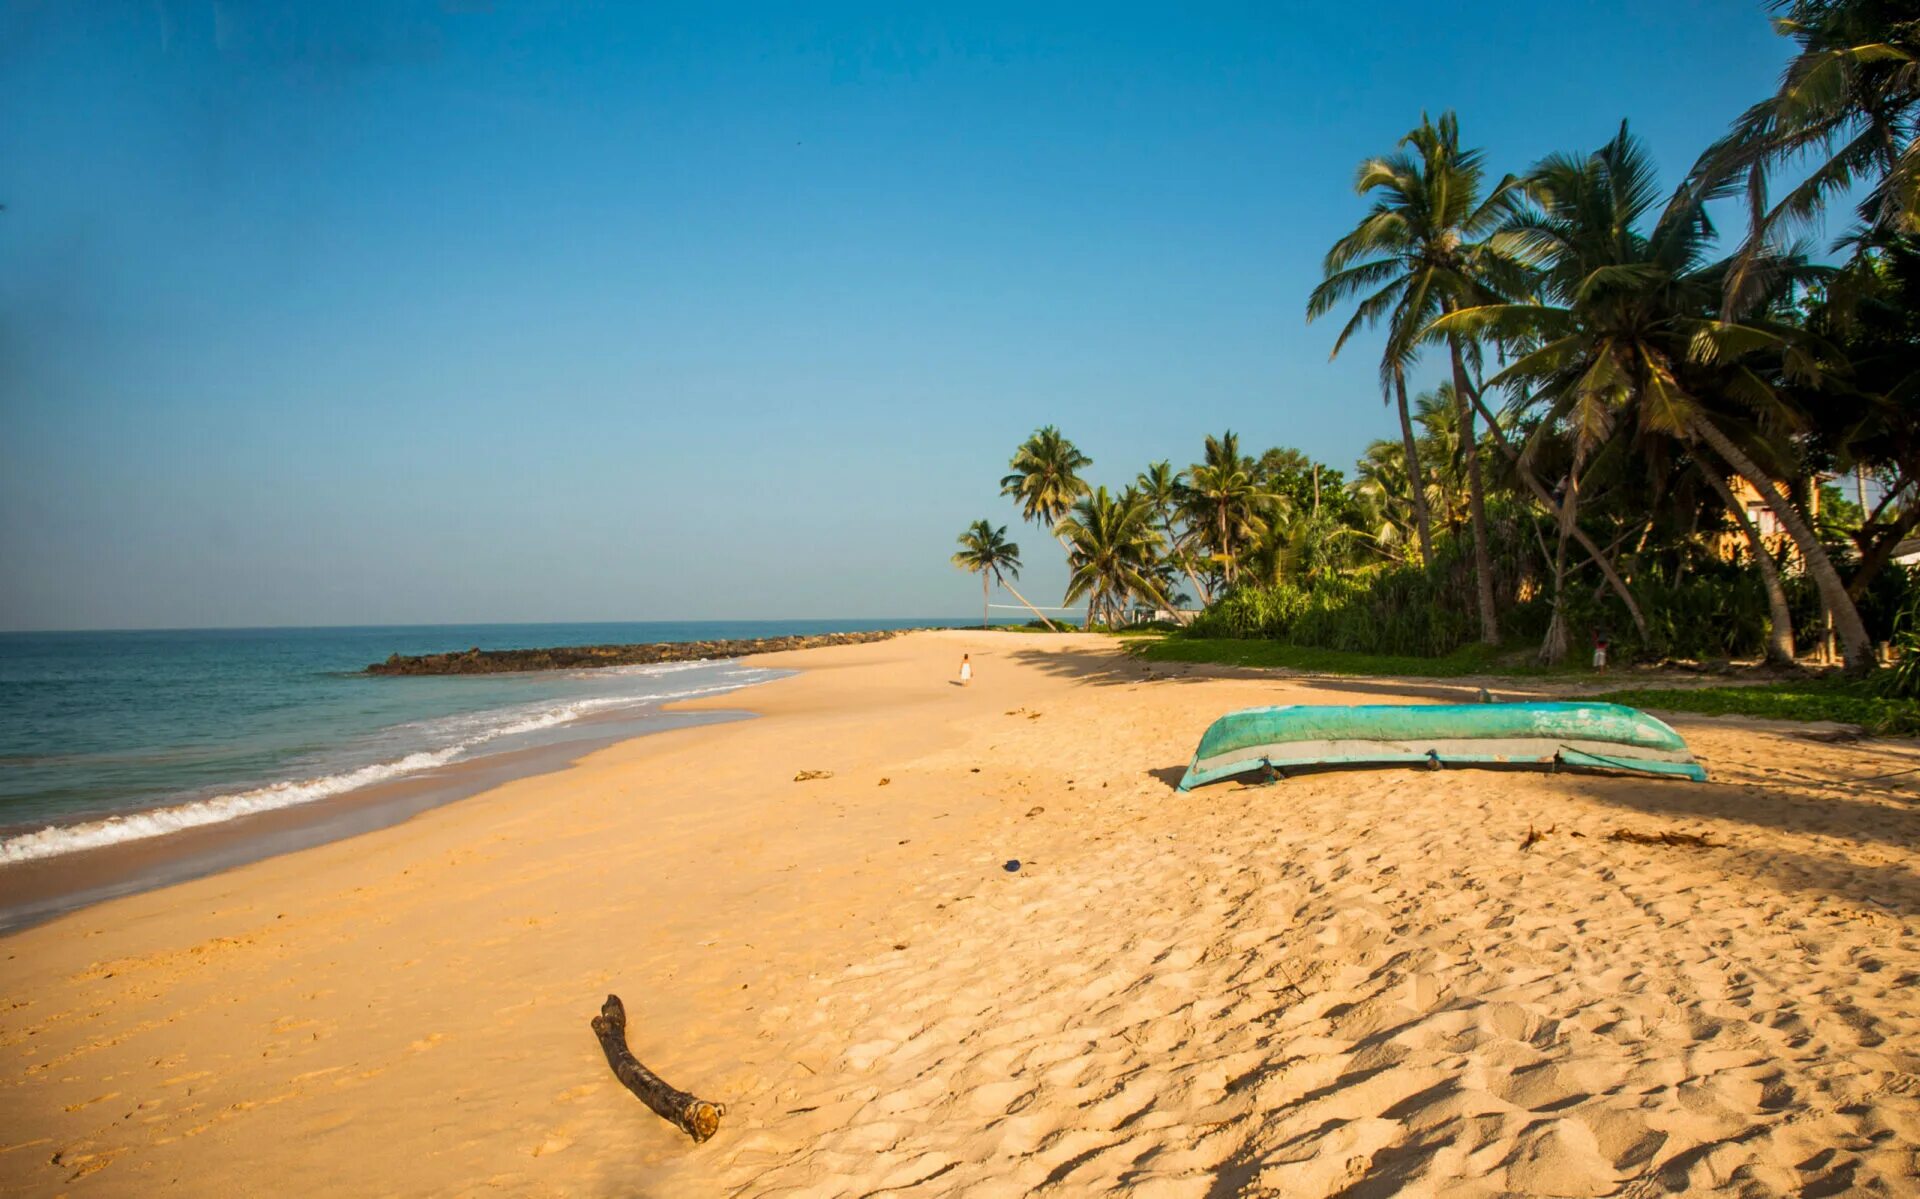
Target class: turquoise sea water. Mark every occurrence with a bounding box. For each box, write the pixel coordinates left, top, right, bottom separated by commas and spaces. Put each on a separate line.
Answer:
0, 620, 950, 863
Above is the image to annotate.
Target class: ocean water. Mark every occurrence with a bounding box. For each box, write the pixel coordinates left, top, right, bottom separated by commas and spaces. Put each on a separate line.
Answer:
0, 620, 947, 864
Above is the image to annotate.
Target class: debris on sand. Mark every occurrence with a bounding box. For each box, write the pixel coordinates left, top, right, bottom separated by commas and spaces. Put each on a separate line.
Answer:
1608, 828, 1716, 848
793, 770, 833, 782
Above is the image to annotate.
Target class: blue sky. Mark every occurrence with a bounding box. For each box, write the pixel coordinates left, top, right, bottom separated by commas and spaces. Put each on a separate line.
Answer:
1, 2, 1801, 629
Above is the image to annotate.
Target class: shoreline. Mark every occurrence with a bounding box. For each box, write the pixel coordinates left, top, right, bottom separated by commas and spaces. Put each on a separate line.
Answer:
3, 630, 1915, 1197
0, 703, 764, 936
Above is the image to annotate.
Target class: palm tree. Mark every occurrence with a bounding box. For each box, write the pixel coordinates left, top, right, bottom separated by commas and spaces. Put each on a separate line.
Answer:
1697, 466, 1798, 664
1308, 112, 1523, 644
1136, 460, 1212, 609
951, 520, 1058, 631
1349, 439, 1421, 561
1000, 426, 1093, 547
1413, 385, 1469, 531
999, 426, 1095, 628
1244, 506, 1364, 588
1697, 0, 1919, 312
1057, 487, 1168, 629
1435, 124, 1877, 673
1182, 432, 1280, 587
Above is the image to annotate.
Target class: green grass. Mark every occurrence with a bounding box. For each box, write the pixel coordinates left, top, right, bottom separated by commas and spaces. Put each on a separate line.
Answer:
1127, 634, 1920, 734
1124, 636, 1567, 677
1591, 681, 1920, 736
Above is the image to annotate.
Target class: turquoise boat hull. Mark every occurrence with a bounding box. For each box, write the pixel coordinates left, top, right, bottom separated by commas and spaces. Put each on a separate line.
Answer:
1177, 701, 1706, 790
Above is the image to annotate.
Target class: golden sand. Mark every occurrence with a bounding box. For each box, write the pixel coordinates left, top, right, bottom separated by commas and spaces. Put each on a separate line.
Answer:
3, 631, 1917, 1195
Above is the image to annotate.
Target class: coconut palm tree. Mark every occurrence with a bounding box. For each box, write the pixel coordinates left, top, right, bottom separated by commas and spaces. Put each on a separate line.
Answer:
999, 426, 1094, 627
999, 426, 1093, 546
1413, 385, 1469, 532
1435, 123, 1878, 673
1308, 112, 1525, 643
950, 520, 1057, 631
1349, 439, 1421, 561
1057, 487, 1168, 629
1136, 460, 1212, 608
1182, 432, 1279, 587
1697, 466, 1798, 664
1697, 0, 1919, 312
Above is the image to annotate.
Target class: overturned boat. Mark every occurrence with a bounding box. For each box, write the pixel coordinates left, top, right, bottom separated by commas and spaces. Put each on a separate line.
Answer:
1177, 701, 1706, 791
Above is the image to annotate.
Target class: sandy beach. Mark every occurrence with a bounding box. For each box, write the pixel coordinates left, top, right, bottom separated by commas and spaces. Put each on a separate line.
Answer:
3, 630, 1917, 1196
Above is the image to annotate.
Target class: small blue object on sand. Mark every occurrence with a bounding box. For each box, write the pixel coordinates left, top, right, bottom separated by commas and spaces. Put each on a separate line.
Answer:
1177, 702, 1706, 791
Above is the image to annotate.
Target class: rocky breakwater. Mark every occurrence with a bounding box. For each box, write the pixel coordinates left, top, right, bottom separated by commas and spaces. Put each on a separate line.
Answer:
366, 628, 924, 675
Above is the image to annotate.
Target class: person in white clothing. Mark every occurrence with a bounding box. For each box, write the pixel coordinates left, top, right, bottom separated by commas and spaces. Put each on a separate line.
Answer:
959, 653, 973, 685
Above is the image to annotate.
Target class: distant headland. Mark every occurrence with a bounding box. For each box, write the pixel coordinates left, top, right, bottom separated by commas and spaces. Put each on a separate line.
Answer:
365, 628, 926, 675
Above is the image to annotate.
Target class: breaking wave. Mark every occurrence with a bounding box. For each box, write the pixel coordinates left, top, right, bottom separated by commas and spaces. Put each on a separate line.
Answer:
0, 668, 783, 865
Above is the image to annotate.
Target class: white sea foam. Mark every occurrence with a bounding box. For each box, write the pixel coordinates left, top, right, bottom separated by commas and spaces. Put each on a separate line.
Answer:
0, 667, 785, 866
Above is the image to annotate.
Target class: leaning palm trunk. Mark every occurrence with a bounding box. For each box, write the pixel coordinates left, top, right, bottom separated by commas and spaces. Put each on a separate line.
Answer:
996, 573, 1060, 632
1394, 370, 1436, 568
1053, 531, 1090, 631
1538, 465, 1579, 666
1688, 414, 1872, 675
1447, 333, 1500, 645
1462, 386, 1650, 638
1166, 530, 1213, 612
1176, 561, 1210, 618
1698, 466, 1795, 666
1540, 523, 1571, 666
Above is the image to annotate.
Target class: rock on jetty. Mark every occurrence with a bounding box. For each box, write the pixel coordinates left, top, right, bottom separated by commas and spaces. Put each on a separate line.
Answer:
366, 629, 923, 675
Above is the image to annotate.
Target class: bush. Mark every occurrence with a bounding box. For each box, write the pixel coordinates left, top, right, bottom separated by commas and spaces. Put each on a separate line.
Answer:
1187, 553, 1918, 665
1189, 563, 1475, 657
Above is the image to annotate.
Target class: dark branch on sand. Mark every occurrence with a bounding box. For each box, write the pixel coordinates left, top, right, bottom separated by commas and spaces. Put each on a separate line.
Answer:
590, 995, 725, 1144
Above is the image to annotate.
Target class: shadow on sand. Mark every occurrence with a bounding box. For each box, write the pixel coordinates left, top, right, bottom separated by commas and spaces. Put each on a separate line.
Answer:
1001, 643, 1575, 705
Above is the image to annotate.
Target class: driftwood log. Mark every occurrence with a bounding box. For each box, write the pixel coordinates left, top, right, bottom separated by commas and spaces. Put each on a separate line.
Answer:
590, 994, 725, 1144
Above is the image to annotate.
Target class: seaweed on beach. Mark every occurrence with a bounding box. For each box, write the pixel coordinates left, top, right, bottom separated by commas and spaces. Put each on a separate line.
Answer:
1608, 828, 1717, 848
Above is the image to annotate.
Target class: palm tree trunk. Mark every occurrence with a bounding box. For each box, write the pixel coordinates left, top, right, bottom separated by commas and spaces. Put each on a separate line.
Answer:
996, 573, 1060, 632
1540, 521, 1571, 666
1689, 414, 1873, 675
981, 572, 990, 629
1054, 531, 1089, 631
1217, 509, 1233, 585
1698, 466, 1795, 665
1171, 540, 1212, 613
1463, 382, 1650, 639
1395, 370, 1436, 569
1538, 461, 1580, 666
1158, 513, 1212, 612
1448, 337, 1500, 645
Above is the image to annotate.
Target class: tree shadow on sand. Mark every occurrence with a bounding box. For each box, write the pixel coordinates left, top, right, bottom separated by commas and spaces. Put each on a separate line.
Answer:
1567, 768, 1920, 853
1562, 771, 1920, 915
1001, 644, 1564, 705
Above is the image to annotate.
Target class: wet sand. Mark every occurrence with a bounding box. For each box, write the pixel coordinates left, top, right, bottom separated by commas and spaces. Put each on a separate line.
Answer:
0, 707, 755, 935
2, 631, 1917, 1196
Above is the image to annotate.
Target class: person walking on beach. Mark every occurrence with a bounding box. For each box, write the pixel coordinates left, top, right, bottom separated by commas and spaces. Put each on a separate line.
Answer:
958, 653, 973, 686
1592, 627, 1610, 674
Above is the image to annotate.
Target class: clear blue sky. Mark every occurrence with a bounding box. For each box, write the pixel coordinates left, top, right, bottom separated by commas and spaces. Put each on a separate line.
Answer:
1, 2, 1799, 629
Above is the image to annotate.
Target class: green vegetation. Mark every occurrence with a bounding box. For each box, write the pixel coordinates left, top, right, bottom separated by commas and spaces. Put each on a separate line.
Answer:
950, 520, 1060, 630
1127, 636, 1537, 678
1592, 681, 1920, 737
952, 1, 1918, 696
